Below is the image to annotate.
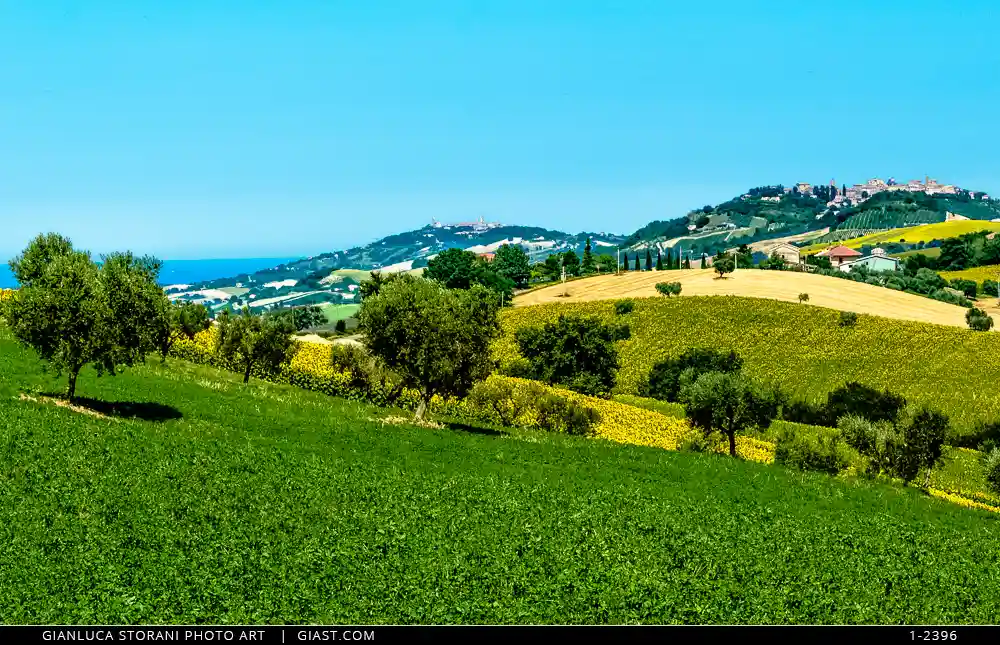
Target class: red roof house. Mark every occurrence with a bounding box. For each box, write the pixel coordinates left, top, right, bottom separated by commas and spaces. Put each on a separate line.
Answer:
478, 252, 496, 262
816, 245, 862, 266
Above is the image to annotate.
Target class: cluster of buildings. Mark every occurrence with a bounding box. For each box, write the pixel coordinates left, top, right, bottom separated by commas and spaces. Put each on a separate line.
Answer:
430, 216, 503, 233
755, 242, 900, 273
742, 177, 986, 208
827, 176, 969, 207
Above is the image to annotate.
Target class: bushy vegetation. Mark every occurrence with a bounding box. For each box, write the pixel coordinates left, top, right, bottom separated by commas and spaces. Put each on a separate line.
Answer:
837, 405, 949, 487
966, 306, 994, 331
358, 274, 501, 419
515, 314, 620, 397
774, 424, 853, 475
2, 234, 171, 398
642, 348, 743, 403
838, 311, 858, 327
614, 299, 635, 315
655, 282, 682, 297
495, 297, 1000, 434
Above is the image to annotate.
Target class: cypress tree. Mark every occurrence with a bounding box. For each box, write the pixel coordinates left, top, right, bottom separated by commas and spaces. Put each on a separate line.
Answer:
699, 255, 705, 269
667, 248, 675, 270
684, 255, 691, 269
634, 254, 641, 271
645, 249, 653, 271
655, 250, 663, 271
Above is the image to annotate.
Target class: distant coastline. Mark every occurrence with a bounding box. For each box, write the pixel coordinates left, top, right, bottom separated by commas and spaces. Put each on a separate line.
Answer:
0, 257, 302, 289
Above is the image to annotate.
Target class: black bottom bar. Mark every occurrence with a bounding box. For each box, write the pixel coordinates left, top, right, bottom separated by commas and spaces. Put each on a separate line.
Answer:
2, 625, 999, 645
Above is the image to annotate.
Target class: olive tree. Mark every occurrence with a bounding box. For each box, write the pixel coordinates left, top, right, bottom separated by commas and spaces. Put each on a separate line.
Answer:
681, 371, 779, 457
714, 256, 735, 278
4, 234, 167, 399
358, 275, 501, 420
216, 307, 298, 384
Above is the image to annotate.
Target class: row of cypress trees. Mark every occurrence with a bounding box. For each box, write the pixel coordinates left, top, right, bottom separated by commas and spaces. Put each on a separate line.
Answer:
620, 248, 702, 271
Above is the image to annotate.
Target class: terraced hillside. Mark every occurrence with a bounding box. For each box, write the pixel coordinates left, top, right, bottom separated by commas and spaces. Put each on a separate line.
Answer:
514, 268, 994, 329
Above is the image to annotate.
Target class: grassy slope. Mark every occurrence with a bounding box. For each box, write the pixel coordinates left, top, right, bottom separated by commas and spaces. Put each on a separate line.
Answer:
895, 247, 942, 259
802, 220, 1000, 253
3, 329, 1000, 624
498, 296, 1000, 434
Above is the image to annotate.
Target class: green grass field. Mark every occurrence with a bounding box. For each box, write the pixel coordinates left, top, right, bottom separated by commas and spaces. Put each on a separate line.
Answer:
498, 297, 1000, 436
318, 303, 360, 323
894, 247, 942, 259
4, 326, 1000, 623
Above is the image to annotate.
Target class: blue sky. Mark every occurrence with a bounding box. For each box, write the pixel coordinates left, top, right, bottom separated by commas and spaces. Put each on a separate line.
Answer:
2, 1, 997, 260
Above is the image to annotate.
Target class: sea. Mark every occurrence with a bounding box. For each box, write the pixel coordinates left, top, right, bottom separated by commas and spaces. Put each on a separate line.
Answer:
0, 257, 302, 289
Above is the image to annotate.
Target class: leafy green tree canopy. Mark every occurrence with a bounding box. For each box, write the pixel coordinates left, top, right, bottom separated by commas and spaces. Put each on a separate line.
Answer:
515, 314, 620, 397
681, 371, 779, 457
492, 243, 532, 288
216, 307, 298, 384
358, 275, 501, 419
714, 256, 735, 278
642, 348, 743, 402
4, 234, 167, 398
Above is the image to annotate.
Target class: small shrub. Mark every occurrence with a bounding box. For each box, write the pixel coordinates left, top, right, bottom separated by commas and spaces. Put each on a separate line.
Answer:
468, 379, 545, 427
334, 319, 347, 333
798, 293, 809, 304
612, 323, 632, 341
950, 278, 978, 299
774, 425, 852, 475
655, 282, 682, 297
498, 357, 533, 378
534, 394, 601, 436
966, 307, 994, 331
615, 300, 635, 315
838, 311, 858, 328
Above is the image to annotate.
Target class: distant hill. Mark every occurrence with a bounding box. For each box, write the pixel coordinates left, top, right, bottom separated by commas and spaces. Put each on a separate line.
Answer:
177, 222, 626, 312
622, 185, 833, 259
833, 191, 1000, 234
623, 182, 1000, 260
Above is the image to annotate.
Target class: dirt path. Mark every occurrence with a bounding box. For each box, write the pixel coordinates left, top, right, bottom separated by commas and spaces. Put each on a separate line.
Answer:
513, 268, 998, 329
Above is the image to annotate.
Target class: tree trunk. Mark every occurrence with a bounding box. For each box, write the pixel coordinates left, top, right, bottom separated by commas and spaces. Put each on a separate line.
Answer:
243, 361, 253, 384
923, 468, 932, 490
415, 395, 429, 421
728, 429, 737, 457
66, 367, 80, 401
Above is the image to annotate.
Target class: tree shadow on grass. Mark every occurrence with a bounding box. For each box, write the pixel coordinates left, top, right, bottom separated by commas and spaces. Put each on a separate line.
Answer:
37, 393, 183, 422
441, 420, 505, 437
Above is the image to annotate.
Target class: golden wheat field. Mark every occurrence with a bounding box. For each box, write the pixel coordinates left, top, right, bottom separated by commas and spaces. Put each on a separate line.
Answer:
514, 268, 996, 328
